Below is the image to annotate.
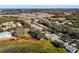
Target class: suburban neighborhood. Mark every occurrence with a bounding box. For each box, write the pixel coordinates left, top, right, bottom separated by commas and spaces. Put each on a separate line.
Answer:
0, 9, 79, 53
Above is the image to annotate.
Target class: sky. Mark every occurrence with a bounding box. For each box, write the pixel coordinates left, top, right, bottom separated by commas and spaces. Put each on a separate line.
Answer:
0, 5, 79, 9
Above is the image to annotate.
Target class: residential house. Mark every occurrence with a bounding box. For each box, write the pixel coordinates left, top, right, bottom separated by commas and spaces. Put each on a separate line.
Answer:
16, 22, 22, 27
65, 45, 77, 53
31, 24, 43, 31
45, 32, 60, 42
0, 31, 12, 39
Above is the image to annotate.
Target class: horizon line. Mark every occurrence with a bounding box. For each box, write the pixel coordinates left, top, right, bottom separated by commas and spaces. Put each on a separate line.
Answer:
0, 5, 79, 9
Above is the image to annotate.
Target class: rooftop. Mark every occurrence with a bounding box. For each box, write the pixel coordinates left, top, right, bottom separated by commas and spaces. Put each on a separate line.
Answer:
65, 45, 77, 53
0, 31, 12, 39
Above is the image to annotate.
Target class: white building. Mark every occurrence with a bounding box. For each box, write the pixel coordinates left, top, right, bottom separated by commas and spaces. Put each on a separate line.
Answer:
45, 32, 60, 42
31, 24, 43, 31
0, 31, 12, 39
16, 22, 22, 27
65, 45, 77, 53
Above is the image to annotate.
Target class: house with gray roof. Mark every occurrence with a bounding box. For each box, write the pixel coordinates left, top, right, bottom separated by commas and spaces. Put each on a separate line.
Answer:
65, 45, 77, 53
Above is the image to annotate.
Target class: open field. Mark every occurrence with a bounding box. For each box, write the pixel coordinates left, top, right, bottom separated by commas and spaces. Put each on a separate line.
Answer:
0, 37, 67, 53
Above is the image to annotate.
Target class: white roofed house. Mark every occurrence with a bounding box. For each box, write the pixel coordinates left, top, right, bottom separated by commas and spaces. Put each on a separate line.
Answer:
31, 24, 43, 31
65, 45, 77, 53
45, 32, 60, 42
16, 22, 22, 27
0, 31, 12, 40
2, 22, 16, 31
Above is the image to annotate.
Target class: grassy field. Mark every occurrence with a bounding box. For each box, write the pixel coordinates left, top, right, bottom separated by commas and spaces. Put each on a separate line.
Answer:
0, 37, 67, 53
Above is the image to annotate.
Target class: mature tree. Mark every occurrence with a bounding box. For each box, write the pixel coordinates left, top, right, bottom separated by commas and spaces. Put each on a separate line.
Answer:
60, 34, 71, 42
28, 29, 43, 40
51, 41, 63, 48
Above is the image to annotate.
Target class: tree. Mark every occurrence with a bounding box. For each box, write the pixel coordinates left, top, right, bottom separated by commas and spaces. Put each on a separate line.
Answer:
28, 29, 43, 40
13, 27, 25, 37
60, 34, 71, 42
51, 41, 63, 48
0, 26, 3, 32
